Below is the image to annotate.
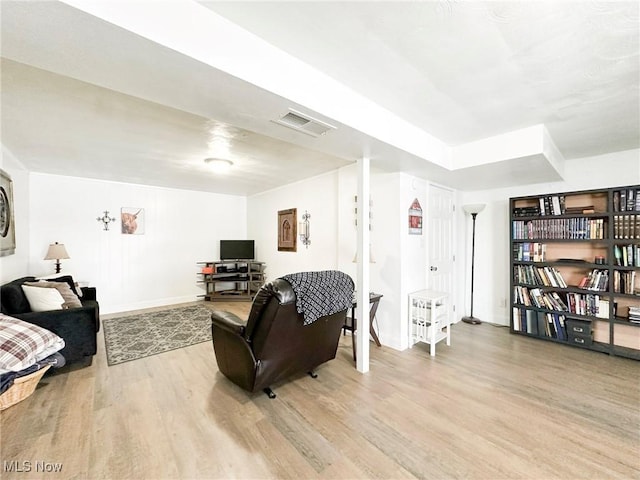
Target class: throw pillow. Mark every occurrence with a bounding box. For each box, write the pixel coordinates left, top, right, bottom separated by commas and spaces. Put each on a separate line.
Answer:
0, 277, 37, 314
24, 281, 82, 309
21, 285, 65, 312
0, 314, 65, 374
36, 274, 81, 297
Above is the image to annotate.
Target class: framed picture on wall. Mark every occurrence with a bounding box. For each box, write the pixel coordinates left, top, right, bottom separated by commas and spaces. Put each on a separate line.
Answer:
0, 168, 16, 257
408, 198, 423, 235
121, 207, 145, 235
277, 208, 297, 252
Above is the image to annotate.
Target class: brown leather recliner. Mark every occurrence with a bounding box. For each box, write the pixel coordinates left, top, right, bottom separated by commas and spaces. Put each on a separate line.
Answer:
211, 276, 352, 398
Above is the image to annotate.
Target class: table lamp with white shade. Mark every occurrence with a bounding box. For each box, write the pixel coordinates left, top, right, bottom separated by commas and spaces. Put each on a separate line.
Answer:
44, 242, 70, 274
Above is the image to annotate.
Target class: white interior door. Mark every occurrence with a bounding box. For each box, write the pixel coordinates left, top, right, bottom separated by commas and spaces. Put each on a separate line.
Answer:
428, 185, 455, 314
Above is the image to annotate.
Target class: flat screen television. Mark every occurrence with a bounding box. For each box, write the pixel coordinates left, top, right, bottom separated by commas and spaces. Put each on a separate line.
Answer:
220, 240, 255, 260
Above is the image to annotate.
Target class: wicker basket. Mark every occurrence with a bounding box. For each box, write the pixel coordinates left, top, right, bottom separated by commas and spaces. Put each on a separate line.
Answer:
0, 365, 51, 411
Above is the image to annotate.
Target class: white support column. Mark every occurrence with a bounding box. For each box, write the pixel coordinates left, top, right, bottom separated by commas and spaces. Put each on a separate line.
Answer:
356, 157, 370, 373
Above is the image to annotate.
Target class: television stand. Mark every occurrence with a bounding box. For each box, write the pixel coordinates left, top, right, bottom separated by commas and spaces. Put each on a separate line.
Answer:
196, 260, 266, 302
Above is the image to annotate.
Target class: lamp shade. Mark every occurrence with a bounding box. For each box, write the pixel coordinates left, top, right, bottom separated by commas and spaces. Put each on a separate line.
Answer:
44, 242, 70, 260
463, 203, 486, 215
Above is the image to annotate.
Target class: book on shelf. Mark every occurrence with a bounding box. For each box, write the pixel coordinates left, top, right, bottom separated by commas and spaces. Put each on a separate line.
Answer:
513, 286, 531, 306
615, 243, 640, 267
513, 206, 541, 217
512, 308, 538, 334
534, 195, 567, 216
564, 205, 595, 214
551, 196, 562, 216
512, 307, 521, 331
543, 312, 567, 339
566, 292, 604, 316
614, 244, 622, 265
545, 266, 567, 288
552, 314, 567, 341
517, 266, 543, 286
596, 299, 609, 319
613, 270, 638, 295
533, 243, 546, 262
578, 269, 609, 291
527, 288, 542, 308
550, 292, 569, 310
526, 309, 537, 334
614, 214, 639, 240
514, 264, 569, 287
524, 288, 569, 311
512, 218, 605, 240
536, 311, 546, 336
613, 188, 640, 212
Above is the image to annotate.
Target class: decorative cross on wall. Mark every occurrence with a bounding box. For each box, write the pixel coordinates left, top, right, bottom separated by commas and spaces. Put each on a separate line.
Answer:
97, 211, 116, 231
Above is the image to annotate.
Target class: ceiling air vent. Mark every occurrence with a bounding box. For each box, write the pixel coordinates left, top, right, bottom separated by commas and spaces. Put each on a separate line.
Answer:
273, 109, 336, 137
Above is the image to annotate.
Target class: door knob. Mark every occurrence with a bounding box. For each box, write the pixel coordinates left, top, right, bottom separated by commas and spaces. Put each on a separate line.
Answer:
430, 266, 438, 271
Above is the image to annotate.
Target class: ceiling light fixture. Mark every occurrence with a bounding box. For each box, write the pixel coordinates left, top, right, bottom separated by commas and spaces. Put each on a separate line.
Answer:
204, 158, 233, 173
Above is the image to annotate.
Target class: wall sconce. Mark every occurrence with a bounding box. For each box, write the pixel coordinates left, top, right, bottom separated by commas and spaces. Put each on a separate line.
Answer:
44, 242, 70, 274
97, 211, 116, 231
299, 210, 311, 248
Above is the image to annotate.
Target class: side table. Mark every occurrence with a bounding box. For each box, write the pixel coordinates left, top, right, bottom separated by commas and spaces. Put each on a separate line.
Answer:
344, 292, 383, 361
409, 289, 451, 356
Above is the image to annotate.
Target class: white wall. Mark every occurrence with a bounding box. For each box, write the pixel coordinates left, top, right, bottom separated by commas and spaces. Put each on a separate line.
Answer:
457, 148, 640, 326
397, 174, 429, 349
28, 173, 246, 314
0, 145, 31, 283
370, 172, 403, 349
247, 170, 340, 280
247, 165, 429, 351
336, 166, 402, 347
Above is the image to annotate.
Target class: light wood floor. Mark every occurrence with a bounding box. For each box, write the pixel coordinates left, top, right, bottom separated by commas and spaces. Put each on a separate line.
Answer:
1, 301, 639, 480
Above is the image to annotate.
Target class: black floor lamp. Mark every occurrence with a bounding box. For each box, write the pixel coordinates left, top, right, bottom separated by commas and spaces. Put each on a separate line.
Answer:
462, 204, 485, 324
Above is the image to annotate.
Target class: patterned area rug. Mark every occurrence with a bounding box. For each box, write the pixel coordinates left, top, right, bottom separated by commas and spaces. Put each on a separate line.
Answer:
103, 305, 212, 366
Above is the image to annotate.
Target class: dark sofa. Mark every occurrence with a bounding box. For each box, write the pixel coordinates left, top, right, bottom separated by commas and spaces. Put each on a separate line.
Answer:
0, 276, 100, 367
211, 274, 352, 398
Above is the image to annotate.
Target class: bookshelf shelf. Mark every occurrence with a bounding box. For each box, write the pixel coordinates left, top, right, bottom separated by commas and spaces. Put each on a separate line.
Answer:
510, 185, 640, 360
613, 318, 640, 327
614, 291, 640, 297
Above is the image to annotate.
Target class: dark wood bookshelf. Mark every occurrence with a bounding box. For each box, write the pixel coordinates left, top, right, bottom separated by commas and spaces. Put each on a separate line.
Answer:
510, 185, 640, 360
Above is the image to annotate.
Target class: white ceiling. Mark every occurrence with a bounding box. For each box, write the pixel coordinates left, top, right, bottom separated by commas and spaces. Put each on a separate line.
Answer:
1, 1, 638, 195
